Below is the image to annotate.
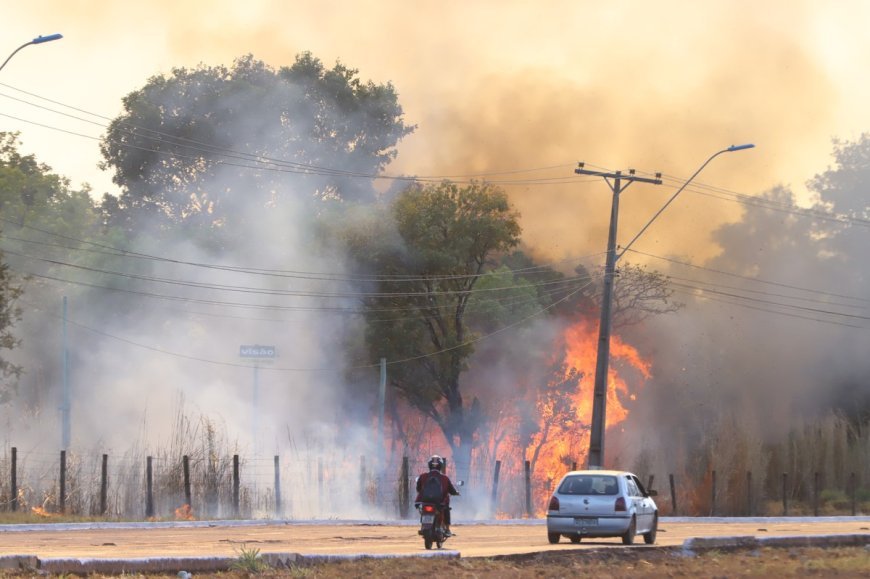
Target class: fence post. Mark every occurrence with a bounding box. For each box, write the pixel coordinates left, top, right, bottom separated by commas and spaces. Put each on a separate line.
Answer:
100, 454, 108, 516
360, 456, 367, 504
669, 473, 677, 516
850, 472, 857, 517
711, 470, 716, 517
318, 457, 324, 515
782, 473, 788, 516
183, 455, 192, 509
524, 460, 532, 517
747, 471, 753, 516
813, 471, 820, 517
232, 454, 240, 518
491, 460, 501, 517
145, 456, 154, 518
274, 455, 282, 518
59, 450, 67, 514
400, 456, 410, 519
10, 447, 17, 512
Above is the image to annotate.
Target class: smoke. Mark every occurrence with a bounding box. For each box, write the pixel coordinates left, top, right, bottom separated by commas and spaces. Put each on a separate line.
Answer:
3, 0, 870, 515
0, 64, 404, 519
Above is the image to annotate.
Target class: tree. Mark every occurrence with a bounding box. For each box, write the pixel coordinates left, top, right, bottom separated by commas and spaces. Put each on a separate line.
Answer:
345, 181, 521, 478
0, 132, 106, 404
568, 262, 681, 329
608, 263, 682, 328
0, 254, 22, 402
99, 53, 414, 240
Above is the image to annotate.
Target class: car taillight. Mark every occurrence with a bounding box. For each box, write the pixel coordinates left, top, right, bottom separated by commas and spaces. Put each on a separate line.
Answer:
548, 496, 560, 511
422, 504, 436, 513
614, 497, 627, 512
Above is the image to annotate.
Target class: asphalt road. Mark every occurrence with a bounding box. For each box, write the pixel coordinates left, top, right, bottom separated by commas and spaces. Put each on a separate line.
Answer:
1, 518, 868, 559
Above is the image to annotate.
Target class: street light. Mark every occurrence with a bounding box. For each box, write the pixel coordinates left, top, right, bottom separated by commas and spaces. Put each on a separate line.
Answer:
577, 143, 755, 469
0, 33, 63, 73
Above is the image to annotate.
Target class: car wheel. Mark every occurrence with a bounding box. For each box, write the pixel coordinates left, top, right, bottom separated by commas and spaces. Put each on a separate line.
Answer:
643, 513, 658, 545
621, 515, 636, 545
569, 534, 582, 544
547, 532, 561, 544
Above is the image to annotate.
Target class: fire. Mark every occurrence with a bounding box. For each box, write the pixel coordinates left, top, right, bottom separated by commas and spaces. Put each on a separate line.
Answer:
379, 316, 651, 518
563, 318, 651, 429
174, 504, 195, 520
31, 506, 58, 518
525, 318, 652, 513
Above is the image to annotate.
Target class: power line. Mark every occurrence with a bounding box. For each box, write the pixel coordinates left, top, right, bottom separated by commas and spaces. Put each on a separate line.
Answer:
669, 285, 867, 330
0, 85, 585, 185
10, 264, 591, 321
627, 248, 870, 305
0, 224, 605, 283
7, 86, 870, 230
669, 281, 870, 322
20, 278, 594, 372
1, 244, 595, 300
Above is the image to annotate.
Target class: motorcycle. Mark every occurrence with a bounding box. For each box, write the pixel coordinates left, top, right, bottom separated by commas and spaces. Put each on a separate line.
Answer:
416, 480, 463, 550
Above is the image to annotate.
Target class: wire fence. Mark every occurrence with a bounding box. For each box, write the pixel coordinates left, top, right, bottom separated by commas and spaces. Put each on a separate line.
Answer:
0, 445, 866, 520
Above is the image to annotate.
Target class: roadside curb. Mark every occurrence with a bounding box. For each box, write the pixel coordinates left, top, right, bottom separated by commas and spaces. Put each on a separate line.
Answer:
1, 550, 461, 574
682, 533, 870, 555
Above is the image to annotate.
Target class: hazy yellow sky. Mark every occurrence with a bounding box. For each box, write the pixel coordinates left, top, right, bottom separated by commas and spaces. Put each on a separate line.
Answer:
3, 0, 870, 263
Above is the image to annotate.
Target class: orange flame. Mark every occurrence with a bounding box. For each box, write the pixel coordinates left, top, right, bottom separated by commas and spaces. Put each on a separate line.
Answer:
31, 506, 58, 518
379, 316, 651, 518
526, 318, 652, 512
174, 504, 195, 520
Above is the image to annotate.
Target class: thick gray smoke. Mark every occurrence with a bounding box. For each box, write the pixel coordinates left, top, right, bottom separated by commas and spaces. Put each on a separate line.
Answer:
616, 139, 870, 474
0, 67, 399, 519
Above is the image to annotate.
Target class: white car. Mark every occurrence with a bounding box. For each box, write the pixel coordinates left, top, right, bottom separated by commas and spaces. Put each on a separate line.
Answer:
546, 470, 658, 545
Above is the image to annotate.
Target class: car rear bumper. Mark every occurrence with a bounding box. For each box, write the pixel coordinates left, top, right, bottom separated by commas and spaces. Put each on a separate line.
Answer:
546, 514, 632, 536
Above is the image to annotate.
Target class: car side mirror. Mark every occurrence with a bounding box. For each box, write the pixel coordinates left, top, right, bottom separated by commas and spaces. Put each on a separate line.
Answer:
647, 489, 658, 497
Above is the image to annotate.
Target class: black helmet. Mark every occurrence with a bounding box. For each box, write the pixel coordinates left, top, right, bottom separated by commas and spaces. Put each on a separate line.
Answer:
427, 455, 444, 471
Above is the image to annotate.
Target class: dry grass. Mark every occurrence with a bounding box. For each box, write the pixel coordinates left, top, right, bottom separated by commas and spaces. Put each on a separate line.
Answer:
0, 546, 867, 578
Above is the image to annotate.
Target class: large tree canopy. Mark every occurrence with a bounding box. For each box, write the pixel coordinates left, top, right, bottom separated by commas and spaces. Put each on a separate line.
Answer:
99, 53, 415, 239
344, 181, 521, 475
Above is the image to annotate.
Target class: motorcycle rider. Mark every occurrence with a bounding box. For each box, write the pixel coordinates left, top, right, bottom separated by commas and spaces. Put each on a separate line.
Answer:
415, 455, 460, 536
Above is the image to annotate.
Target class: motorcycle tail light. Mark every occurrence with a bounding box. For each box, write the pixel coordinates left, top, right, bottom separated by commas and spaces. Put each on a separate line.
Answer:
548, 496, 560, 511
614, 497, 627, 512
422, 504, 436, 513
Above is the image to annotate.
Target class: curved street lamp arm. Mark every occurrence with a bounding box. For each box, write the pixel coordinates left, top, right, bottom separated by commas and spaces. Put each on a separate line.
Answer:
0, 34, 63, 73
616, 144, 755, 260
0, 42, 34, 73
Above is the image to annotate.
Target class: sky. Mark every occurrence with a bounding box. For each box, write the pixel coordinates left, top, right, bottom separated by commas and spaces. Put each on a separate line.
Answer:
4, 0, 870, 263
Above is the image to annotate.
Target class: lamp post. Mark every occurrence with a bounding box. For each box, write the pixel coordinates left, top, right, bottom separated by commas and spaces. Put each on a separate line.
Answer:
577, 144, 754, 469
0, 33, 63, 73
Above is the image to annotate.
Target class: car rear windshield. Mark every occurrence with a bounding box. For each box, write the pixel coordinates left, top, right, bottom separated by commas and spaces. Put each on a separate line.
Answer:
558, 475, 619, 495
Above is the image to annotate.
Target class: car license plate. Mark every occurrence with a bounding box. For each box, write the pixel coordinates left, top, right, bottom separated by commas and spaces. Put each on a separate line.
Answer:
422, 515, 435, 524
575, 517, 598, 526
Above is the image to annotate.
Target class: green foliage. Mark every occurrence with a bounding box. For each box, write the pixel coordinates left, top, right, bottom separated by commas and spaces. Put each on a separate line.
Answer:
0, 253, 22, 402
465, 265, 541, 331
99, 52, 414, 239
343, 181, 521, 453
0, 132, 107, 402
230, 544, 268, 573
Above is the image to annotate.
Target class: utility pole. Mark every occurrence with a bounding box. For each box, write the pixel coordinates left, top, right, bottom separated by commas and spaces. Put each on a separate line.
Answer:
576, 144, 753, 469
574, 165, 661, 468
61, 295, 70, 450
377, 358, 387, 470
